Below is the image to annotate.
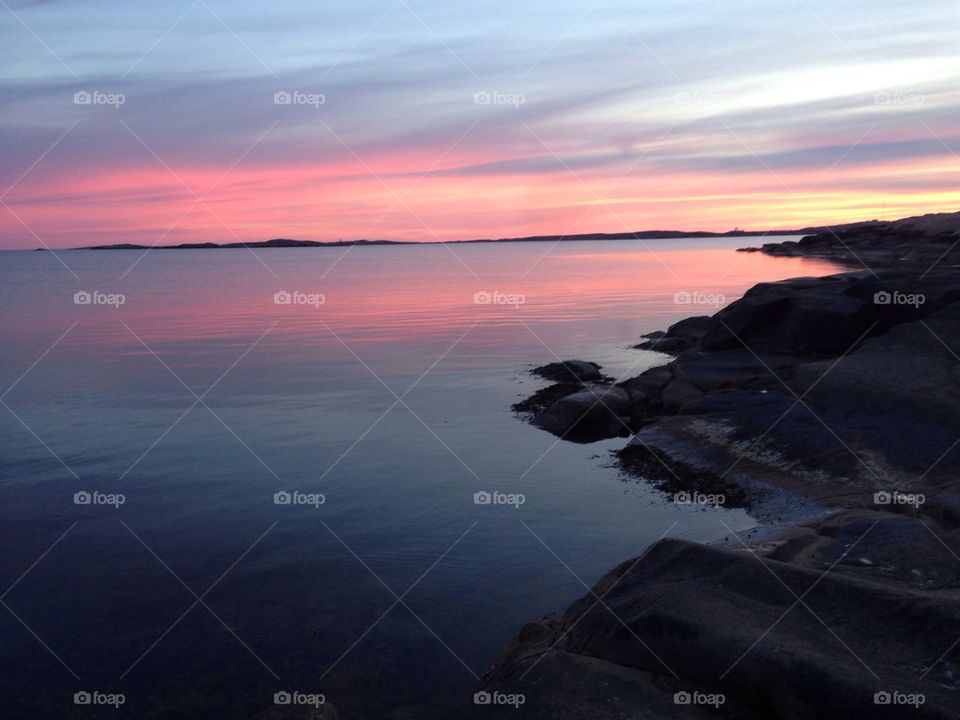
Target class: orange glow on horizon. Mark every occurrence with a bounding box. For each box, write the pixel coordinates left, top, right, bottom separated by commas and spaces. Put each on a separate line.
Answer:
2, 146, 958, 248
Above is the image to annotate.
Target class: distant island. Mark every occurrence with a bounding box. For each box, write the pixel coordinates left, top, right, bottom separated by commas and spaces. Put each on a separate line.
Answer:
67, 220, 884, 251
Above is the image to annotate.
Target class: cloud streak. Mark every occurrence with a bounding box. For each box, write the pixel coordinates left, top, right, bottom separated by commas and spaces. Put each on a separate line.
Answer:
1, 0, 959, 247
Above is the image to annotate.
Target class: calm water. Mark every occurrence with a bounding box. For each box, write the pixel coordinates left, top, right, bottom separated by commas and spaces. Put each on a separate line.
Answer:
0, 238, 841, 719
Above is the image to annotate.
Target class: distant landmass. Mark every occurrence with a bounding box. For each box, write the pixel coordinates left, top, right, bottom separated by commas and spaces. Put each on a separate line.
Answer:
68, 220, 884, 251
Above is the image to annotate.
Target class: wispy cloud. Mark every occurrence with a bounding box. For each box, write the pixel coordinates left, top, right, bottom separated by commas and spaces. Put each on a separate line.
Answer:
1, 0, 959, 247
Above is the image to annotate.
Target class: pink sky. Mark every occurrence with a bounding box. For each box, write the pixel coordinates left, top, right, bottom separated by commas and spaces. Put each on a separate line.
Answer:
2, 0, 959, 248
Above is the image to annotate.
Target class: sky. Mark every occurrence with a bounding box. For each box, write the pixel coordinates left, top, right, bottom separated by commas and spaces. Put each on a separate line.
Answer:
1, 0, 959, 249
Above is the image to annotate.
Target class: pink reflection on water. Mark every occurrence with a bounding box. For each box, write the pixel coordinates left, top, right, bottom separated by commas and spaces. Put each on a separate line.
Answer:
37, 241, 845, 369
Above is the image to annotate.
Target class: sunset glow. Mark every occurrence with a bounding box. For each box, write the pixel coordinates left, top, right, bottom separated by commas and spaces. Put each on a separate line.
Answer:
2, 0, 959, 248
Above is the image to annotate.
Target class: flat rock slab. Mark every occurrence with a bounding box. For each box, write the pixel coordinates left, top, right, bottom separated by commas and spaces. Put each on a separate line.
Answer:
253, 704, 339, 719
452, 650, 739, 719
474, 535, 960, 720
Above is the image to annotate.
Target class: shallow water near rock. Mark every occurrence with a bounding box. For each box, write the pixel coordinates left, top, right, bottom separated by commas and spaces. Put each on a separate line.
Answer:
0, 238, 842, 718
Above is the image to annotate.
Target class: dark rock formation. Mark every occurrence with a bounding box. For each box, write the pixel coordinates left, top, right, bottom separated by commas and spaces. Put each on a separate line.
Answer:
530, 359, 607, 383
738, 211, 960, 269
494, 224, 960, 720
699, 272, 960, 355
535, 385, 633, 442
253, 702, 339, 719
515, 361, 630, 442
517, 269, 960, 501
635, 316, 713, 354
469, 512, 960, 719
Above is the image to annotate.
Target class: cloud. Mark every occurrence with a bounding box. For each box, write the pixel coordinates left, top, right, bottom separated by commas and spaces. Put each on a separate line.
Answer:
2, 0, 960, 247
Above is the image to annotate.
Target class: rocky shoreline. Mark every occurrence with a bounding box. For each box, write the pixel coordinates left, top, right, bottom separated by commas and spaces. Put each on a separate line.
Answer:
466, 214, 960, 718
737, 210, 960, 269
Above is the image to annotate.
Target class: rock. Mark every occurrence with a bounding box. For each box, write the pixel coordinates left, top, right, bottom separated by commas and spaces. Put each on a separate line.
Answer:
673, 387, 785, 415
634, 335, 693, 354
697, 270, 960, 356
637, 270, 960, 359
618, 438, 750, 508
666, 315, 714, 339
925, 495, 960, 528
473, 531, 960, 719
501, 226, 960, 720
659, 374, 703, 411
531, 360, 606, 383
617, 365, 673, 404
616, 297, 960, 506
511, 382, 582, 416
536, 386, 633, 442
670, 350, 801, 393
522, 271, 960, 489
806, 511, 960, 588
253, 703, 339, 719
743, 211, 960, 267
790, 298, 960, 480
626, 393, 876, 506
515, 362, 612, 427
761, 239, 803, 255
517, 361, 622, 439
452, 649, 732, 719
700, 275, 873, 355
635, 316, 713, 354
